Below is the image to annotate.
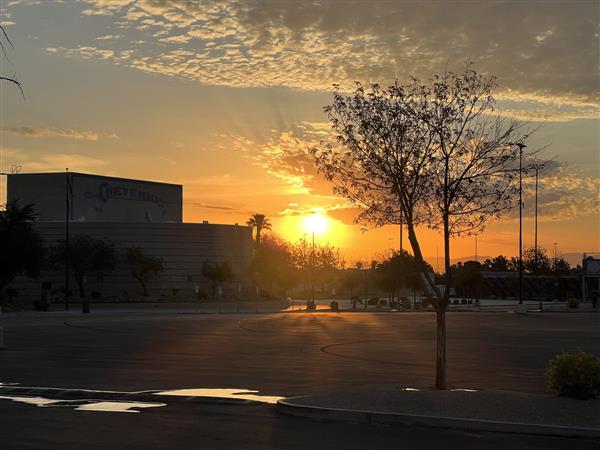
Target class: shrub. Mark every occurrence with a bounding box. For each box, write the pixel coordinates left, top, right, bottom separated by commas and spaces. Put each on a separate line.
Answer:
567, 297, 579, 309
547, 351, 600, 399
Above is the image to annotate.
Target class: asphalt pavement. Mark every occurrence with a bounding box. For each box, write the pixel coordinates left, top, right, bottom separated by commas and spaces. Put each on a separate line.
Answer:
0, 310, 598, 448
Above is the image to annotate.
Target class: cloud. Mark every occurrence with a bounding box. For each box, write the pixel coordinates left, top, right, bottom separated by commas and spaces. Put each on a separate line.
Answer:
2, 126, 101, 140
1, 147, 109, 173
230, 122, 336, 197
50, 0, 597, 121
232, 121, 599, 225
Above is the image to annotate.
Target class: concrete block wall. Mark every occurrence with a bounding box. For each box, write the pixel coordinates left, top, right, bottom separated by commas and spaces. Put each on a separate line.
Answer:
11, 221, 253, 302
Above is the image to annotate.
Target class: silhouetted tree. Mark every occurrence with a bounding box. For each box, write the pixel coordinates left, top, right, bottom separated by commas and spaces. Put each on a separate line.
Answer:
452, 261, 483, 300
0, 26, 23, 97
0, 201, 43, 303
313, 63, 533, 389
125, 247, 164, 297
202, 260, 234, 298
482, 255, 510, 271
375, 250, 420, 302
48, 235, 117, 298
521, 246, 552, 274
246, 214, 271, 246
250, 235, 297, 297
291, 237, 344, 296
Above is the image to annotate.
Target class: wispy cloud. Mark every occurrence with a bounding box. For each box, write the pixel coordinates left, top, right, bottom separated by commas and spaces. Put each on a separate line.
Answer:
1, 147, 109, 173
1, 126, 102, 141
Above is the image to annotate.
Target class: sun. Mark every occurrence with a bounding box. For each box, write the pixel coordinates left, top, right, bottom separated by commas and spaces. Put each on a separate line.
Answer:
304, 213, 328, 235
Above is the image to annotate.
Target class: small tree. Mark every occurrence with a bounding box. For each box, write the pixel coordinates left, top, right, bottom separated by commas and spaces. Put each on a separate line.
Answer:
202, 260, 234, 298
291, 238, 344, 297
48, 235, 117, 298
246, 214, 272, 246
0, 201, 44, 303
125, 247, 164, 297
313, 64, 533, 389
522, 247, 552, 274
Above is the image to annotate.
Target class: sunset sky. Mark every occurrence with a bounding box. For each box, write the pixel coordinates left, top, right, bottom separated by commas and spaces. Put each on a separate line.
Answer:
0, 0, 598, 265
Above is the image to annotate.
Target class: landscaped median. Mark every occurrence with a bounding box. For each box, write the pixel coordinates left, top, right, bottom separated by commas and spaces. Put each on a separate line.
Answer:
276, 385, 600, 439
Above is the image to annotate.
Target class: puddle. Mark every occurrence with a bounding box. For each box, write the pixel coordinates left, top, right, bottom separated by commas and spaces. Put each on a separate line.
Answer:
156, 388, 284, 404
400, 387, 421, 392
0, 395, 165, 413
75, 401, 165, 413
0, 395, 63, 406
450, 388, 478, 392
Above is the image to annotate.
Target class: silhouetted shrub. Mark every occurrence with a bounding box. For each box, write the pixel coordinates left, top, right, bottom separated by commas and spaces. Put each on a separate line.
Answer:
567, 297, 579, 309
547, 351, 600, 399
196, 289, 207, 301
90, 291, 102, 300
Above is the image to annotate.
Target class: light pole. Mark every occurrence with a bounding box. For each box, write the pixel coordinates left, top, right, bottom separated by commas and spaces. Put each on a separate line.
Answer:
554, 242, 558, 269
515, 143, 527, 314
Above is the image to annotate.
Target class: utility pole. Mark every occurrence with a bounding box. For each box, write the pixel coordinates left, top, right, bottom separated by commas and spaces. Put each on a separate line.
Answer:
65, 168, 70, 311
475, 235, 478, 263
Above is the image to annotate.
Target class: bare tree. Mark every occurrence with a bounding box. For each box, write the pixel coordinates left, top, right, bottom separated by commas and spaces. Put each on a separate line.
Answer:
0, 26, 23, 97
313, 64, 533, 389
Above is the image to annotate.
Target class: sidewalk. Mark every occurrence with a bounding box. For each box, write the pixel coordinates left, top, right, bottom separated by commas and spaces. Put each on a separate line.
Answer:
277, 385, 600, 438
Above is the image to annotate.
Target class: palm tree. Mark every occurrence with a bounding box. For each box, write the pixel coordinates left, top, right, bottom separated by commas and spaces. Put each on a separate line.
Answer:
0, 201, 43, 302
246, 213, 271, 245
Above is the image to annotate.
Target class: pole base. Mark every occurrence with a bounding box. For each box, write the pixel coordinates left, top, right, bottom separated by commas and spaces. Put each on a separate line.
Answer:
515, 303, 528, 315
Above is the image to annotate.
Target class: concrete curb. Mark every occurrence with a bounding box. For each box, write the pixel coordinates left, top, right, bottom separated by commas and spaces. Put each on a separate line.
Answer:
0, 386, 253, 405
276, 397, 600, 439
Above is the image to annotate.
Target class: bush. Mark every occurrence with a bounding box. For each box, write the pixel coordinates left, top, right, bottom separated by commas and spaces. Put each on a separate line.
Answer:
567, 297, 579, 309
547, 351, 600, 399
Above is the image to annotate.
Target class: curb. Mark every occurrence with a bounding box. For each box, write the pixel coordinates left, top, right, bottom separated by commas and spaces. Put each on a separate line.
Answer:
0, 386, 254, 405
276, 397, 600, 439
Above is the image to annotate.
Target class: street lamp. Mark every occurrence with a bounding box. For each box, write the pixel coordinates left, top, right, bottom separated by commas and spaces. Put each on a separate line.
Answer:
514, 143, 527, 315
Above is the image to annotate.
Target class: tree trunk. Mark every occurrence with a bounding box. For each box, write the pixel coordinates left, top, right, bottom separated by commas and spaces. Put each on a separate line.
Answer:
76, 275, 85, 298
435, 210, 452, 390
406, 220, 439, 300
256, 225, 262, 245
435, 307, 447, 389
